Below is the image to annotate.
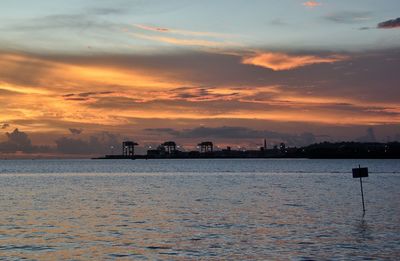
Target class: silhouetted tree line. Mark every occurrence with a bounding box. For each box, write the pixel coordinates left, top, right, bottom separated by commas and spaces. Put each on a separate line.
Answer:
298, 142, 400, 159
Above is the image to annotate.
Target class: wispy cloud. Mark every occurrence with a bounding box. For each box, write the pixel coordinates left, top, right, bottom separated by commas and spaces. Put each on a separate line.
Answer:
378, 17, 400, 29
241, 52, 348, 71
134, 24, 169, 32
302, 1, 321, 8
125, 24, 238, 49
324, 11, 372, 24
131, 33, 230, 47
134, 24, 227, 37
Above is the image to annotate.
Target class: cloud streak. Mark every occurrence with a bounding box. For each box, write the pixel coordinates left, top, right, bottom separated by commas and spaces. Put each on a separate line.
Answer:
131, 33, 230, 47
241, 52, 348, 71
324, 11, 372, 24
134, 24, 227, 37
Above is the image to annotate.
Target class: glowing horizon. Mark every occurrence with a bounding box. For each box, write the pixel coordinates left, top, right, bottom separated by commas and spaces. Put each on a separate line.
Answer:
1, 0, 400, 156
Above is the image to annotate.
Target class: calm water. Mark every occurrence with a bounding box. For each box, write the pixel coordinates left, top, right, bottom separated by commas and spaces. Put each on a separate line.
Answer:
0, 159, 399, 260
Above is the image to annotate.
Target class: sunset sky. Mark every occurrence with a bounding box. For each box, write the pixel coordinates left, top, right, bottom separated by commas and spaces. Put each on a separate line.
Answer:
1, 0, 400, 156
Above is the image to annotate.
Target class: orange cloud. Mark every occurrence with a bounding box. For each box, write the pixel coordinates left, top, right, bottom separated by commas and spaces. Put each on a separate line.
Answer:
0, 52, 194, 132
241, 52, 347, 71
1, 50, 399, 142
303, 1, 321, 7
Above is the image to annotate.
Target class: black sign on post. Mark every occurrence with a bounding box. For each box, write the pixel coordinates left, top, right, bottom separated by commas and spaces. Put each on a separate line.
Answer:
352, 167, 368, 178
352, 165, 368, 212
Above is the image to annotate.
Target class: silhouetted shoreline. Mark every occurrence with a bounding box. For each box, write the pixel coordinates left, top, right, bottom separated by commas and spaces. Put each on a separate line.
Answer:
93, 141, 400, 159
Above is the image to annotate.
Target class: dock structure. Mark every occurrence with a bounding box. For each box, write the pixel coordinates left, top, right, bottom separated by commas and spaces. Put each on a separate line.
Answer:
198, 141, 213, 153
162, 141, 177, 154
122, 141, 138, 158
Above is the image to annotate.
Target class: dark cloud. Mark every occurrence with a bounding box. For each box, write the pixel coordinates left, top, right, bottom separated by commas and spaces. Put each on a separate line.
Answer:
78, 91, 114, 97
55, 136, 99, 154
146, 126, 316, 147
62, 91, 114, 101
0, 129, 50, 153
0, 128, 122, 156
378, 17, 400, 29
69, 128, 83, 135
171, 87, 239, 101
57, 132, 120, 155
324, 11, 372, 24
145, 128, 181, 136
55, 132, 120, 155
1, 123, 10, 129
65, 97, 89, 101
1, 128, 33, 152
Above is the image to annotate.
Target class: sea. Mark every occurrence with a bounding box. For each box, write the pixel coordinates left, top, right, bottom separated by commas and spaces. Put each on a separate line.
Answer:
0, 159, 399, 260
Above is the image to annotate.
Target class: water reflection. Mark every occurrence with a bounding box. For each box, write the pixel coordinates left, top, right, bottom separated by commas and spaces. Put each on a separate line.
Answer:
0, 160, 399, 259
353, 215, 373, 242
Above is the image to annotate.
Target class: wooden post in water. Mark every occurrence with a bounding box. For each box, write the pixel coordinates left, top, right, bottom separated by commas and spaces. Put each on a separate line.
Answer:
352, 165, 368, 212
359, 171, 365, 212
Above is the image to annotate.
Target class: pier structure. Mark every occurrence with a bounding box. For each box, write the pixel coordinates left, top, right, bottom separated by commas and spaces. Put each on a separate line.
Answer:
122, 141, 138, 157
162, 141, 177, 154
198, 141, 214, 153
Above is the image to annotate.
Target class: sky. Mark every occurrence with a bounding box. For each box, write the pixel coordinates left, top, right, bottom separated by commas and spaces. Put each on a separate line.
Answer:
0, 0, 400, 157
